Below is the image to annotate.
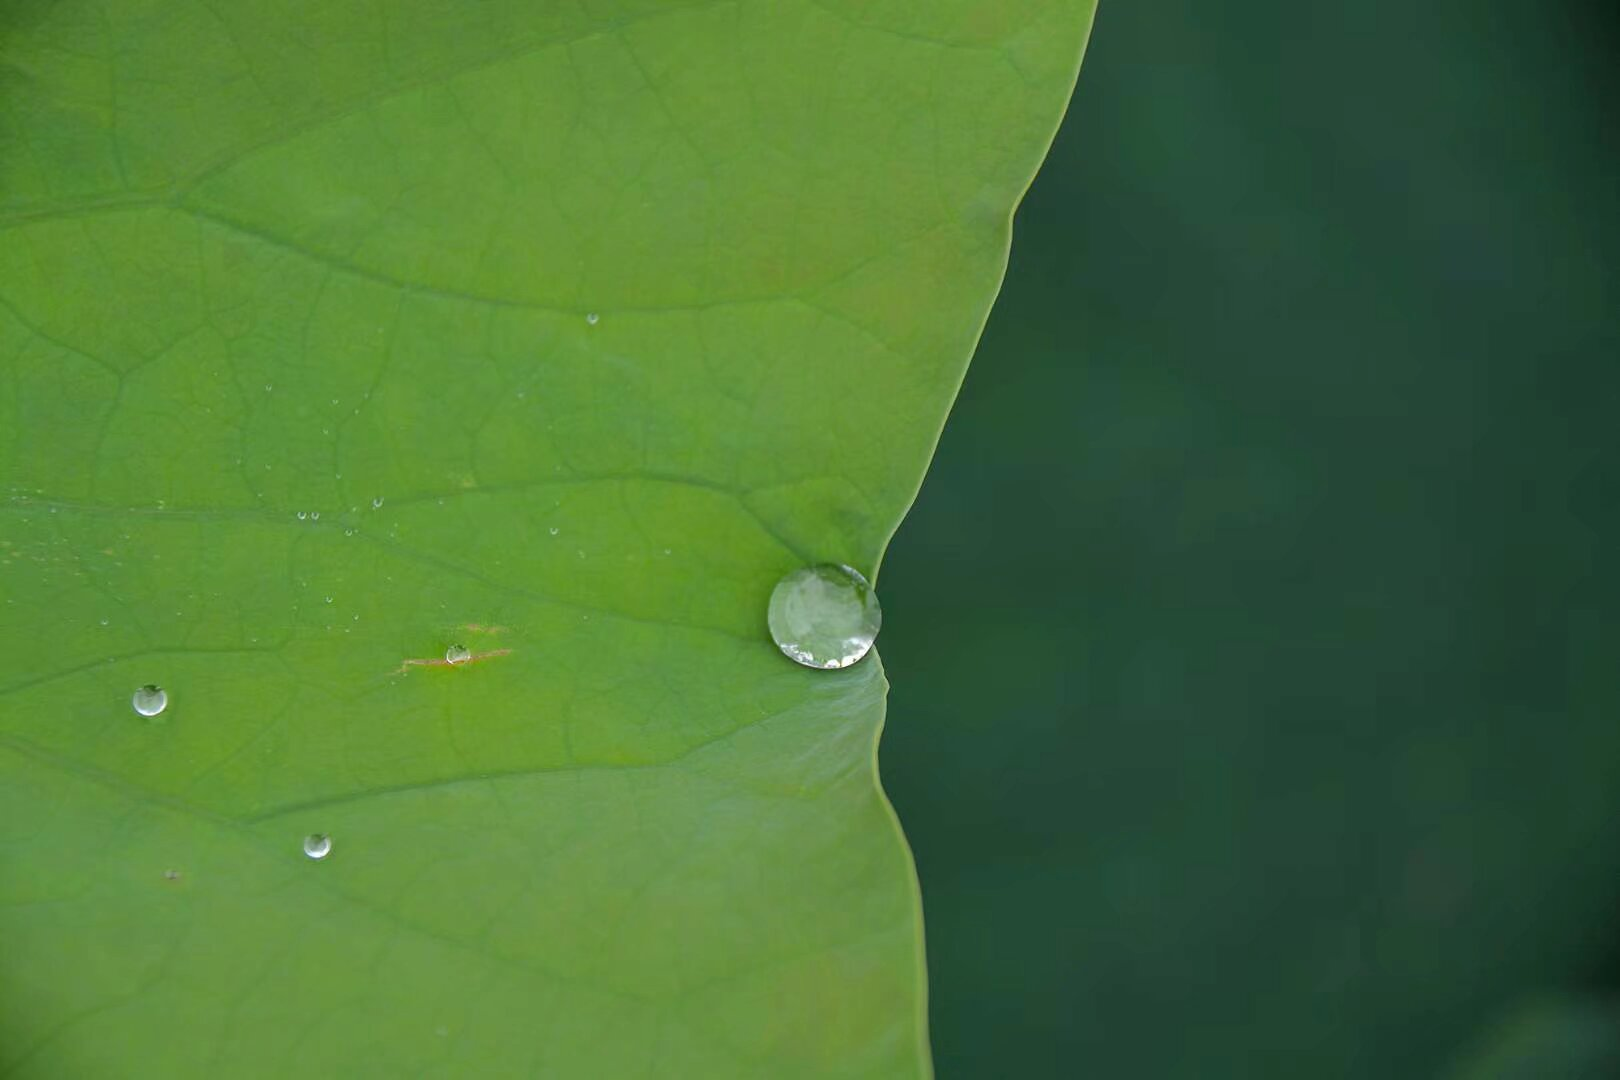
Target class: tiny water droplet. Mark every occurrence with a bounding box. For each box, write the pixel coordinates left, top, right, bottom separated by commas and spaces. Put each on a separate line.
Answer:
303, 834, 332, 860
446, 643, 472, 665
163, 869, 181, 881
343, 528, 354, 536
132, 684, 168, 717
100, 618, 110, 626
585, 312, 600, 326
372, 497, 384, 509
265, 383, 273, 392
310, 511, 320, 521
296, 511, 307, 520
324, 595, 333, 604
767, 564, 882, 669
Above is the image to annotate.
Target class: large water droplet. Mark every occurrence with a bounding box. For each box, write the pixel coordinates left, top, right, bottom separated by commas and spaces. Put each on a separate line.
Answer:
445, 643, 472, 665
767, 564, 881, 669
131, 684, 168, 717
303, 833, 332, 860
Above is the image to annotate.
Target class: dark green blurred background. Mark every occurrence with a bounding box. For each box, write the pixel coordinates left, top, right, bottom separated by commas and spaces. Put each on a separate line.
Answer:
879, 2, 1620, 1077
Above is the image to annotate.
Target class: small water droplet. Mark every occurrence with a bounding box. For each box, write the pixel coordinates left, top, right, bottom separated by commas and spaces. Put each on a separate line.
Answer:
343, 528, 354, 536
548, 526, 559, 536
372, 497, 384, 509
767, 564, 882, 669
310, 511, 320, 521
445, 643, 472, 665
163, 869, 181, 881
585, 312, 600, 326
265, 383, 273, 392
303, 834, 332, 860
296, 511, 307, 520
99, 618, 110, 626
324, 595, 333, 604
131, 684, 168, 717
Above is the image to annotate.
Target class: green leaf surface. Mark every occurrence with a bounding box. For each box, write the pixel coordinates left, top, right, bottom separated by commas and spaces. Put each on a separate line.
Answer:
1448, 999, 1620, 1080
0, 2, 1092, 1075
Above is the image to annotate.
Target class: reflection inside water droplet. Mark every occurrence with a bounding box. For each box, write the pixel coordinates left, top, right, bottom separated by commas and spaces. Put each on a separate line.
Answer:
445, 643, 472, 665
131, 684, 168, 717
303, 834, 332, 860
767, 564, 882, 669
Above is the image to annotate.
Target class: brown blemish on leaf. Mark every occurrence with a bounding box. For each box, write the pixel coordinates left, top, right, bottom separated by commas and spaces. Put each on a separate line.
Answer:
395, 648, 512, 675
